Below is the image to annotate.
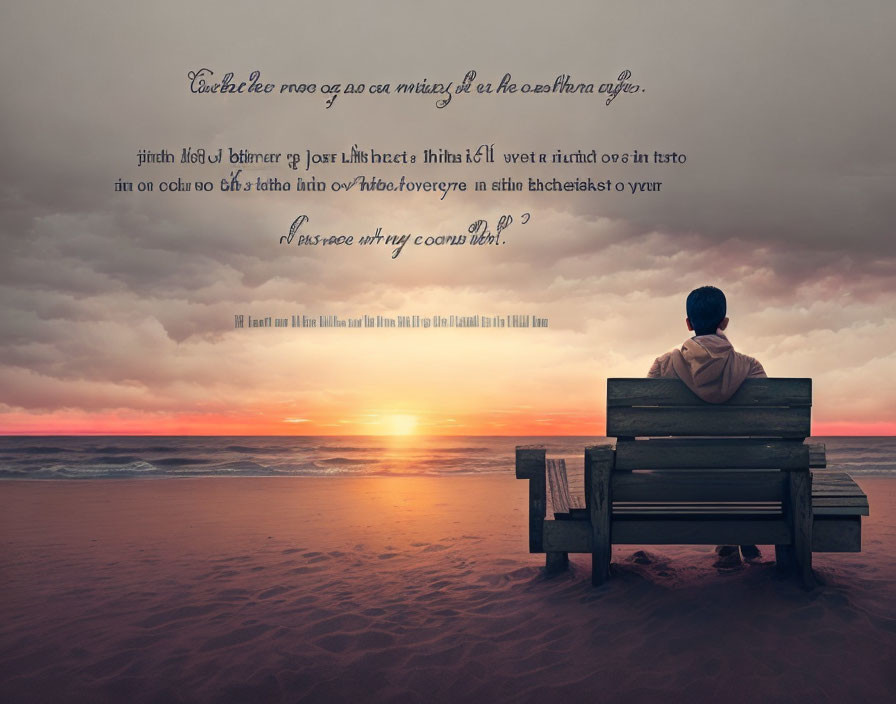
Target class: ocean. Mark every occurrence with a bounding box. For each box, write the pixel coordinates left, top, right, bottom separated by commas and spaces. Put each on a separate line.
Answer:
0, 436, 893, 480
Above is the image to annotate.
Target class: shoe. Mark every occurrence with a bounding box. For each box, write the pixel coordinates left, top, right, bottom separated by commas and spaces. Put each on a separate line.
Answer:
713, 545, 742, 568
740, 545, 761, 561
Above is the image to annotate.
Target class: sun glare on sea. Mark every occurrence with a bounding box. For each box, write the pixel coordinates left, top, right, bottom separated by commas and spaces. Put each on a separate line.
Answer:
386, 414, 418, 435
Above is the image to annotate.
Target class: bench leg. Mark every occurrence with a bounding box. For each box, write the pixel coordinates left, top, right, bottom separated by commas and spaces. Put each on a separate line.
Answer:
789, 471, 816, 589
587, 446, 614, 586
545, 551, 569, 574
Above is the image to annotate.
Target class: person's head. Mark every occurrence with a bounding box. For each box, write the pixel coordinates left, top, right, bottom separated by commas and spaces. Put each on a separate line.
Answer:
686, 286, 729, 336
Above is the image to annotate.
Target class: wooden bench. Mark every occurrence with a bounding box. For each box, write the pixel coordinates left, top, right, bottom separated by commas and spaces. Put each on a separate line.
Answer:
515, 378, 869, 588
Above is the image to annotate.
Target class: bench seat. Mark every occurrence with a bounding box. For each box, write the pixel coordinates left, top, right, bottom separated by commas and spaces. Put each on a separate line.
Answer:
544, 466, 867, 552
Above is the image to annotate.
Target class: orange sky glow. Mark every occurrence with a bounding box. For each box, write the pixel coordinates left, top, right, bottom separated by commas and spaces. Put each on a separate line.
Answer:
2, 410, 892, 437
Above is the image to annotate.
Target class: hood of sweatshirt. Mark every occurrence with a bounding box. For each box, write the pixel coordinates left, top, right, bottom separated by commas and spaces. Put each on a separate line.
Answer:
669, 332, 753, 403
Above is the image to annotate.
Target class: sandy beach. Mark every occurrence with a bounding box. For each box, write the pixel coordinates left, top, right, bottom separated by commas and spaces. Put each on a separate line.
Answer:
1, 475, 894, 703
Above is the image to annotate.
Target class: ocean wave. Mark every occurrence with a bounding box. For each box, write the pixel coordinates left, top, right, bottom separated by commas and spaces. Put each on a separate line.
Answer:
149, 457, 212, 467
312, 446, 383, 452
0, 436, 892, 480
13, 446, 68, 454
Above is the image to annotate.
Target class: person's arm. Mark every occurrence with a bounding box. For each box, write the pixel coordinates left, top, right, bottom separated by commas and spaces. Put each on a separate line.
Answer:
647, 356, 663, 378
747, 357, 767, 378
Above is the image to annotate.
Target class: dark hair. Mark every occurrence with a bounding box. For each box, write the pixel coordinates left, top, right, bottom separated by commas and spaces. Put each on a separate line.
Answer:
686, 286, 726, 336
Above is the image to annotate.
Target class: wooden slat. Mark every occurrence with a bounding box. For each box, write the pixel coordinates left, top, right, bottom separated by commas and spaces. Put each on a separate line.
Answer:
614, 510, 782, 517
614, 439, 810, 470
545, 458, 573, 570
812, 496, 869, 516
614, 507, 780, 512
812, 487, 865, 496
812, 497, 869, 507
607, 406, 810, 438
812, 491, 867, 498
813, 493, 866, 500
542, 516, 861, 553
612, 470, 787, 502
808, 443, 826, 468
612, 519, 791, 545
813, 472, 864, 494
614, 501, 783, 506
607, 378, 812, 407
813, 506, 869, 516
813, 483, 864, 491
547, 459, 572, 516
812, 473, 868, 515
609, 377, 814, 407
614, 503, 781, 509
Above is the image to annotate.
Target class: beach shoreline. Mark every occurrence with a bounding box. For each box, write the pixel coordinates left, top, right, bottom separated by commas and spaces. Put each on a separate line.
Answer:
2, 475, 894, 703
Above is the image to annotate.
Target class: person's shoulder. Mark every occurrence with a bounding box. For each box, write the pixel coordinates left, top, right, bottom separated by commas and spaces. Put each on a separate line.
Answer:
647, 349, 677, 378
736, 351, 767, 378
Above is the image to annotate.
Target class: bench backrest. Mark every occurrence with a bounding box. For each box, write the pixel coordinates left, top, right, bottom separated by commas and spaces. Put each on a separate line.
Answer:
607, 378, 811, 439
603, 378, 812, 507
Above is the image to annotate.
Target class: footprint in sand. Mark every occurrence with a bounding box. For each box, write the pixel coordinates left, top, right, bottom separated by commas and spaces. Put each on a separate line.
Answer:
308, 613, 370, 637
421, 544, 449, 553
258, 585, 291, 600
212, 554, 252, 563
314, 633, 351, 653
199, 623, 272, 652
356, 630, 395, 649
137, 604, 218, 628
289, 566, 320, 575
303, 552, 331, 563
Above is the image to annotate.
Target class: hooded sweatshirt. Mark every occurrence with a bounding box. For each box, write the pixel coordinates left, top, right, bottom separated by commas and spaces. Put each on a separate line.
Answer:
647, 330, 766, 403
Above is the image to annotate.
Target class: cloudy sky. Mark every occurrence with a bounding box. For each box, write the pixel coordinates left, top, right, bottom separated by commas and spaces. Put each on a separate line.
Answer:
1, 1, 894, 435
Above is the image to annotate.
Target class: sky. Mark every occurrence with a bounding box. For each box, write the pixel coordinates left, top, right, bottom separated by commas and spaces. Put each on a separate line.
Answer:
1, 1, 894, 436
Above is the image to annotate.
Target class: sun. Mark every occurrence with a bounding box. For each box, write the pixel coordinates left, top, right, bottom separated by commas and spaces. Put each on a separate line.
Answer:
386, 414, 418, 435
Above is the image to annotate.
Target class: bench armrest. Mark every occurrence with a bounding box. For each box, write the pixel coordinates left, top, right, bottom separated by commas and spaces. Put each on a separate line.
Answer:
515, 446, 546, 552
808, 443, 826, 468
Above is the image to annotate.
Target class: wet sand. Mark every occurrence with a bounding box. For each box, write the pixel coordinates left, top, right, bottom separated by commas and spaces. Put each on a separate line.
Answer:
1, 476, 894, 703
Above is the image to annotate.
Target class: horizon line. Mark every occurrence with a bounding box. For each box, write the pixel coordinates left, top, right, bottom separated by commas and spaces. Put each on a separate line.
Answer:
1, 433, 893, 439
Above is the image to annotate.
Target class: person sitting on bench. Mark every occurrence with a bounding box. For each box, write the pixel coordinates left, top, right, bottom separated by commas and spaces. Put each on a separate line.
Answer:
647, 285, 767, 565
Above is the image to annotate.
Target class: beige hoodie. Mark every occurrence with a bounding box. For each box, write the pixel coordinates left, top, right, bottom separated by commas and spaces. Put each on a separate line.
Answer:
647, 331, 766, 403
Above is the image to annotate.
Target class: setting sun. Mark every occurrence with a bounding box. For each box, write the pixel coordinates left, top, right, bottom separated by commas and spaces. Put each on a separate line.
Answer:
386, 414, 418, 435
